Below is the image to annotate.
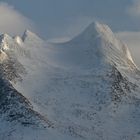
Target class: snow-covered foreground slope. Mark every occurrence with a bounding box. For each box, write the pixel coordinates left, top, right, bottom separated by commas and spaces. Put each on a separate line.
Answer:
1, 22, 140, 140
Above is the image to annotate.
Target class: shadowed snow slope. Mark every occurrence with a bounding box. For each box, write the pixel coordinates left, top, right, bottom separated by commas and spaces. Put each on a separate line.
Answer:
0, 22, 140, 140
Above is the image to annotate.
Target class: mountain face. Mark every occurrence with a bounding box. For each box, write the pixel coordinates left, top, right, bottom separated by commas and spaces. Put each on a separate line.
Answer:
0, 22, 140, 140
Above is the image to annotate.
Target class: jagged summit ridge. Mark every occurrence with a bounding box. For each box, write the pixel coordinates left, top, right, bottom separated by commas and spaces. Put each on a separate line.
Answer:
0, 23, 136, 72
72, 22, 116, 42
22, 30, 35, 41
0, 34, 13, 50
22, 29, 43, 43
0, 29, 43, 46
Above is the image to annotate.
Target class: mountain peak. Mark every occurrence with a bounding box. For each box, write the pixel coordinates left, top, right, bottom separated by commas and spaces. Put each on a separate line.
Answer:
14, 36, 23, 45
0, 34, 13, 51
85, 21, 113, 34
22, 29, 43, 43
64, 22, 137, 71
23, 29, 35, 36
0, 33, 12, 41
72, 22, 115, 43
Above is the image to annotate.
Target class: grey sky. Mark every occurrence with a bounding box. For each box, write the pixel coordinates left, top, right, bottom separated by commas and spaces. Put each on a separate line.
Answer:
3, 0, 139, 39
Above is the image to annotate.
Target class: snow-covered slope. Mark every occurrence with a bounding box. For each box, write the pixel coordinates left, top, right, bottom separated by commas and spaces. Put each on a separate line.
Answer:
0, 22, 140, 140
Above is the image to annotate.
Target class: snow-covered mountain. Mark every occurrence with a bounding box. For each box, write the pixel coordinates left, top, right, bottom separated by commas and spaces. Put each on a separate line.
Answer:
0, 22, 140, 140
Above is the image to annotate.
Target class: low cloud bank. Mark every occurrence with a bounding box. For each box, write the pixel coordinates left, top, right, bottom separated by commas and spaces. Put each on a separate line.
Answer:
0, 2, 35, 36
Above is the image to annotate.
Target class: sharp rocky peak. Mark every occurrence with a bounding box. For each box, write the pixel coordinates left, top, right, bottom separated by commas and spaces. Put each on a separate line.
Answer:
71, 22, 114, 42
0, 34, 13, 51
14, 36, 23, 45
0, 34, 12, 41
22, 29, 43, 42
85, 22, 114, 37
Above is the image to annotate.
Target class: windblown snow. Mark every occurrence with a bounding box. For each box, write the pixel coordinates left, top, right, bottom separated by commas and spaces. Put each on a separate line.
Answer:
0, 22, 140, 140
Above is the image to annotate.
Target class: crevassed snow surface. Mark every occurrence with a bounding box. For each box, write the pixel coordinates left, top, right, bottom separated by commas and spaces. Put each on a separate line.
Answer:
1, 22, 140, 140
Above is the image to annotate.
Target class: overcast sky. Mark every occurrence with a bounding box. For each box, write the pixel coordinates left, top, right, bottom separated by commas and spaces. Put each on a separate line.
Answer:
2, 0, 140, 38
0, 0, 140, 67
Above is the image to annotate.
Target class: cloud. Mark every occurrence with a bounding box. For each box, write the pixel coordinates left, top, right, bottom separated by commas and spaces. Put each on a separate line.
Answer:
127, 0, 140, 17
0, 2, 35, 36
116, 31, 140, 68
